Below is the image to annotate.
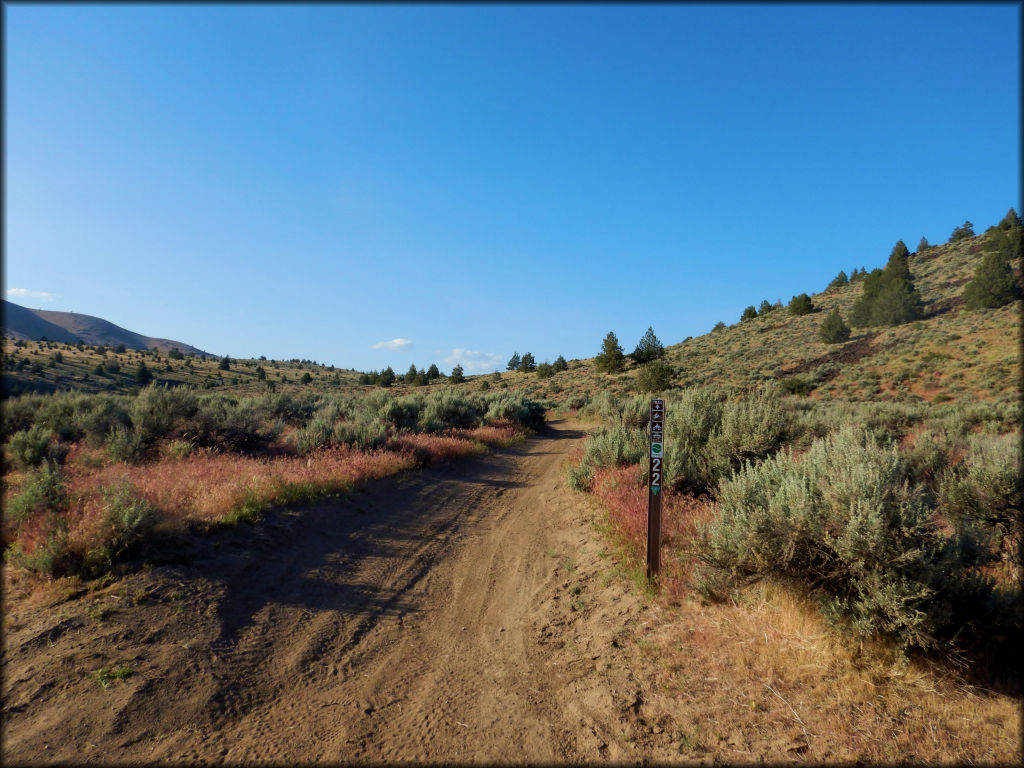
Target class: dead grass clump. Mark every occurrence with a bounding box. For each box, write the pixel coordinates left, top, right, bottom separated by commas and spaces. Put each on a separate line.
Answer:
82, 445, 413, 522
454, 420, 524, 447
388, 432, 486, 465
50, 445, 418, 566
589, 464, 715, 602
644, 583, 1021, 763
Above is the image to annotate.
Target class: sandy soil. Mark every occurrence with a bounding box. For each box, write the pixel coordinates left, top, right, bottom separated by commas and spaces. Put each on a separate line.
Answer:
3, 419, 687, 764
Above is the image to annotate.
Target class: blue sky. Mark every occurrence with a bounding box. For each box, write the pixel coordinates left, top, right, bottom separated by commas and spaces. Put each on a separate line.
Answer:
5, 3, 1020, 373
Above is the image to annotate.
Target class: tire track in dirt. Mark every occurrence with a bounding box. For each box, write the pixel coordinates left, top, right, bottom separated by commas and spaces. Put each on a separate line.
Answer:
6, 418, 660, 765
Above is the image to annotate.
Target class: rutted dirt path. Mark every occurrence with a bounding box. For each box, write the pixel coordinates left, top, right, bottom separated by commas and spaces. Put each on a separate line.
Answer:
4, 420, 675, 764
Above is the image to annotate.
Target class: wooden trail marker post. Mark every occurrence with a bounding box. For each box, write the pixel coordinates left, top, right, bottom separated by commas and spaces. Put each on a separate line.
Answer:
647, 398, 664, 584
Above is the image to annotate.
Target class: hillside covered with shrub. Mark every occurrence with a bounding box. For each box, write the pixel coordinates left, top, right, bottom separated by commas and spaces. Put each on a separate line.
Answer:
465, 210, 1020, 411
558, 210, 1020, 688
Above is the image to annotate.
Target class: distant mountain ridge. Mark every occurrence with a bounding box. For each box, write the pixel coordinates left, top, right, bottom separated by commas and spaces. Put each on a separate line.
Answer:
2, 300, 212, 357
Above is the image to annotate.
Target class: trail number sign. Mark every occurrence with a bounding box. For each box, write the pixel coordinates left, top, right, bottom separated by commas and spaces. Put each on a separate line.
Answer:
647, 399, 664, 582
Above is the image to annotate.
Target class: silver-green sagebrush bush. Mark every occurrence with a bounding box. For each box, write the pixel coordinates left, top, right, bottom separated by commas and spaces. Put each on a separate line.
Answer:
5, 463, 71, 574
6, 461, 68, 525
7, 424, 68, 470
584, 424, 649, 468
417, 388, 484, 431
569, 385, 789, 495
713, 384, 788, 465
661, 386, 726, 492
939, 432, 1021, 546
85, 482, 160, 574
694, 426, 1009, 651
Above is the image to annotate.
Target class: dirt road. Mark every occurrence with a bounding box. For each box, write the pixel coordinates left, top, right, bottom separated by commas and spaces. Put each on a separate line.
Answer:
3, 420, 679, 764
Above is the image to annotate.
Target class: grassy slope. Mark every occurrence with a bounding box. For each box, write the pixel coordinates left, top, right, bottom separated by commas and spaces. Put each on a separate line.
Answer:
465, 229, 1020, 407
2, 301, 212, 356
667, 234, 1018, 404
0, 343, 366, 397
3, 228, 1017, 407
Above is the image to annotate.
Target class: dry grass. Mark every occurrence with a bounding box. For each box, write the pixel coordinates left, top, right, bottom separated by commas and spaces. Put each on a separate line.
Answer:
59, 445, 416, 554
640, 584, 1021, 763
590, 465, 715, 601
583, 458, 1021, 763
451, 420, 525, 447
4, 424, 533, 570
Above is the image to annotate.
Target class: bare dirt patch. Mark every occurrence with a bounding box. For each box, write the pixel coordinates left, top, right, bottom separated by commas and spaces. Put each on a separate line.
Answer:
3, 420, 651, 763
785, 332, 884, 376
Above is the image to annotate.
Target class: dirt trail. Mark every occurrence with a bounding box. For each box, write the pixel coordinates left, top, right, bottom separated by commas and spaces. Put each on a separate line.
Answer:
4, 420, 676, 764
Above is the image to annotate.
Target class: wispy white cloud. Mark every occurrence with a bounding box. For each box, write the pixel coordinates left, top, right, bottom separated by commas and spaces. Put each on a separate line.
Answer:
372, 338, 414, 352
7, 288, 57, 302
443, 348, 504, 373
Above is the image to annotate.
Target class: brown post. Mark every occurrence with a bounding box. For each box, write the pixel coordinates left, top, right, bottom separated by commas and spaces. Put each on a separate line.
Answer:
647, 399, 664, 584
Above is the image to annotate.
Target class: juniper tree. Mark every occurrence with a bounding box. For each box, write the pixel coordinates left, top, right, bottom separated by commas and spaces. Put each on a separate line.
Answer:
950, 220, 974, 242
827, 270, 849, 290
427, 363, 440, 380
849, 241, 923, 327
552, 355, 568, 372
135, 361, 153, 386
507, 352, 521, 372
636, 359, 673, 393
594, 331, 625, 373
788, 293, 814, 315
631, 326, 665, 364
378, 366, 396, 387
917, 236, 929, 252
963, 245, 1020, 310
450, 364, 465, 383
999, 207, 1022, 230
758, 299, 774, 314
886, 240, 912, 280
740, 305, 758, 322
819, 308, 852, 344
518, 352, 537, 372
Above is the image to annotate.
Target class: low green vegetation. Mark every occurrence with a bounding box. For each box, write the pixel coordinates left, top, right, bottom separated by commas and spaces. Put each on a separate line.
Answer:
568, 382, 1020, 665
559, 209, 1020, 672
2, 384, 547, 579
695, 425, 1017, 653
